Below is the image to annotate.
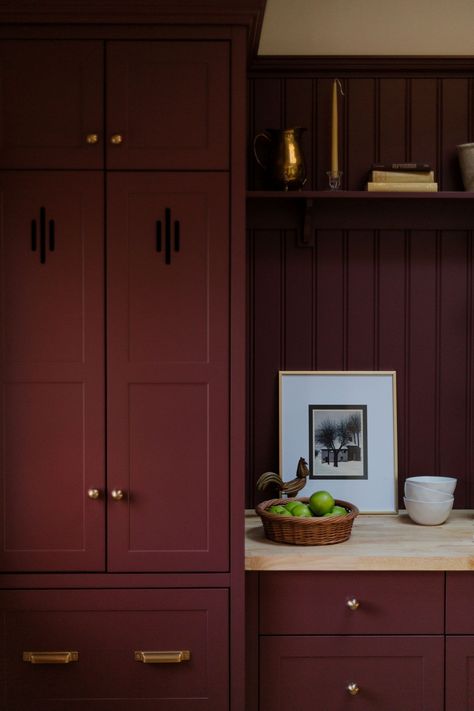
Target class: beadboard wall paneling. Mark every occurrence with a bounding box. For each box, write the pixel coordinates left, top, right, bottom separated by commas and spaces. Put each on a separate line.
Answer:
247, 227, 473, 509
248, 67, 474, 191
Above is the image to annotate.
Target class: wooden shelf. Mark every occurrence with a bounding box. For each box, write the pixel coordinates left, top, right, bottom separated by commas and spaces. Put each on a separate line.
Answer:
246, 190, 474, 244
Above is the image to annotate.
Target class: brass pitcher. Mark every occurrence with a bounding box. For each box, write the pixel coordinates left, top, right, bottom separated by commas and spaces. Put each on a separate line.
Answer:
253, 127, 307, 190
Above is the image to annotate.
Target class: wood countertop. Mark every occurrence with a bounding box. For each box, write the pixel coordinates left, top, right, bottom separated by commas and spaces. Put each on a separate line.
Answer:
245, 509, 474, 571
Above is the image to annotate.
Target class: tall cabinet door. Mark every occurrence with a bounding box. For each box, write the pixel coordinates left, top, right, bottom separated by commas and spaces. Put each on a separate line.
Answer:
107, 172, 229, 572
0, 41, 103, 169
0, 172, 105, 571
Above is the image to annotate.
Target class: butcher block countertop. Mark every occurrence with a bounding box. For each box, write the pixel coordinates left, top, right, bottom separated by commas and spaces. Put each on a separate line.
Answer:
245, 509, 474, 571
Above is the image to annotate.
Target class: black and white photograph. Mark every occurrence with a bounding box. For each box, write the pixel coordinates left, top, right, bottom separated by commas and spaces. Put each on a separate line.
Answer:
309, 405, 368, 480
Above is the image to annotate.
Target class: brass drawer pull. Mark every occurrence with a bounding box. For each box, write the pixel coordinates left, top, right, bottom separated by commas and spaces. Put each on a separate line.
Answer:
347, 682, 360, 695
134, 650, 191, 664
23, 651, 79, 664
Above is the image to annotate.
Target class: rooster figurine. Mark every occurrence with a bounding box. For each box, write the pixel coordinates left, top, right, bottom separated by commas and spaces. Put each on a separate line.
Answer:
256, 457, 309, 498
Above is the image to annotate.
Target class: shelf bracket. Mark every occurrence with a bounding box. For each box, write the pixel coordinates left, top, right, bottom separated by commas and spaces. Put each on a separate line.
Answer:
298, 198, 315, 247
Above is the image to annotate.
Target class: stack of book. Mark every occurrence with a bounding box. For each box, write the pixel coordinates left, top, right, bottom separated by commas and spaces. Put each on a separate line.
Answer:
366, 163, 437, 192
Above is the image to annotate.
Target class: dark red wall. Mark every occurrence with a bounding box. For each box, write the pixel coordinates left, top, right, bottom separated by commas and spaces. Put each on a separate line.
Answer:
246, 58, 474, 509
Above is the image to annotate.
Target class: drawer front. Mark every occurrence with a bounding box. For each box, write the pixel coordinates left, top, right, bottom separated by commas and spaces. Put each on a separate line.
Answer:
446, 572, 474, 633
259, 571, 444, 634
0, 588, 228, 710
260, 635, 444, 711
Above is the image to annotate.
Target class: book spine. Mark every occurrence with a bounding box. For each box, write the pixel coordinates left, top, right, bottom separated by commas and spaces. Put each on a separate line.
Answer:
372, 162, 432, 171
366, 182, 438, 192
371, 170, 434, 183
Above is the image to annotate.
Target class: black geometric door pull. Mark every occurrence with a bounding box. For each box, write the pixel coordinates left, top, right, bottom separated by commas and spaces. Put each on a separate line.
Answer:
31, 206, 55, 264
155, 207, 180, 265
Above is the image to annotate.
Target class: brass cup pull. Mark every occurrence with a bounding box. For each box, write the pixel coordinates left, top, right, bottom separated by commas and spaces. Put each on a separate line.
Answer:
85, 133, 99, 144
87, 488, 100, 499
134, 650, 191, 664
347, 598, 360, 611
23, 651, 79, 664
110, 133, 124, 145
347, 682, 360, 696
111, 489, 124, 501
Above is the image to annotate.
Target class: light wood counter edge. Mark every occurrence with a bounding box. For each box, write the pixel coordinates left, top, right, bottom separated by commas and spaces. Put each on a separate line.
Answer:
245, 509, 474, 571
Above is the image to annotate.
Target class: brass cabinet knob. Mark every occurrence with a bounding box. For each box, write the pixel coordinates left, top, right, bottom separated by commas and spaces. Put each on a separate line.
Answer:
85, 133, 99, 144
87, 488, 100, 499
111, 489, 125, 501
347, 682, 360, 696
110, 133, 124, 145
346, 598, 360, 611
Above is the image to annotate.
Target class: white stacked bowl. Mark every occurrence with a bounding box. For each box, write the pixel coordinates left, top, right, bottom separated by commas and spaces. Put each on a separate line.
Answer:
403, 476, 456, 525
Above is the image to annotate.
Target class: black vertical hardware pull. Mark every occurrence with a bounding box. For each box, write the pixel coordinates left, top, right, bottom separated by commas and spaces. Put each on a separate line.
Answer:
156, 208, 181, 265
165, 207, 171, 265
30, 207, 56, 264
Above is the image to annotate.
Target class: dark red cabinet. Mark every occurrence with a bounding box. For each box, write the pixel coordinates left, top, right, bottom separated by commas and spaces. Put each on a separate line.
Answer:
0, 172, 105, 572
107, 172, 229, 571
0, 40, 228, 171
0, 588, 229, 710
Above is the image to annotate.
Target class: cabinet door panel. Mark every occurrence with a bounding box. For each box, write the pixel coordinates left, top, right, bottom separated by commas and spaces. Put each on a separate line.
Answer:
0, 41, 103, 169
0, 588, 228, 710
446, 572, 474, 633
107, 173, 229, 571
0, 172, 105, 571
106, 41, 229, 169
260, 636, 444, 711
446, 637, 474, 711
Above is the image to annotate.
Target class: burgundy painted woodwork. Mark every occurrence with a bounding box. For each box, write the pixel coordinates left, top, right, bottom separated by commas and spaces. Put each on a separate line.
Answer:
0, 587, 228, 710
107, 172, 229, 572
106, 41, 229, 170
260, 635, 444, 711
259, 571, 445, 635
0, 172, 105, 572
0, 41, 103, 170
446, 636, 474, 711
446, 572, 474, 633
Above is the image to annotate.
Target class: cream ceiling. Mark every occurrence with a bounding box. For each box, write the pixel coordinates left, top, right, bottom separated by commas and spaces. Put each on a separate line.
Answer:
258, 0, 474, 55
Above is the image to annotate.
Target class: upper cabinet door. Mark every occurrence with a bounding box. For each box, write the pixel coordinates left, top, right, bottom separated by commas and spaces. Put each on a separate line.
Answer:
0, 172, 105, 571
106, 41, 229, 170
107, 172, 229, 572
0, 41, 103, 169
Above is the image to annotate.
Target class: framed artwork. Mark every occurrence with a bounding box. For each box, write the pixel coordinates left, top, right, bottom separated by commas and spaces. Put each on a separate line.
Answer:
279, 371, 398, 513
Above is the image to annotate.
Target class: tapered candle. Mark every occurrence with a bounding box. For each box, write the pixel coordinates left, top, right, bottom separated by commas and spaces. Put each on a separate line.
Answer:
331, 79, 338, 177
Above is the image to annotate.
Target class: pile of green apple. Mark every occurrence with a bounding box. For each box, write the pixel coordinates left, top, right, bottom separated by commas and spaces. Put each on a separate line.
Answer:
268, 490, 348, 518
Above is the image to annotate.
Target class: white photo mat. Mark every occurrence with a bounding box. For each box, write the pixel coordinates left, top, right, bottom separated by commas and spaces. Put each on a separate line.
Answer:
279, 371, 398, 513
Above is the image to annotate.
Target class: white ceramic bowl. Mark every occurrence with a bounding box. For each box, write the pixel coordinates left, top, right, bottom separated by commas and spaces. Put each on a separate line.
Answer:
404, 481, 455, 502
404, 476, 457, 495
403, 496, 454, 525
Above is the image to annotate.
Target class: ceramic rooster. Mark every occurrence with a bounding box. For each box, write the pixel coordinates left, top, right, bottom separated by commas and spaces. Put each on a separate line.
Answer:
256, 457, 309, 498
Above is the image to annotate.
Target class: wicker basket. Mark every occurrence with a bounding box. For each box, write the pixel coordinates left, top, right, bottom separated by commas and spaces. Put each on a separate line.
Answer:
255, 497, 359, 546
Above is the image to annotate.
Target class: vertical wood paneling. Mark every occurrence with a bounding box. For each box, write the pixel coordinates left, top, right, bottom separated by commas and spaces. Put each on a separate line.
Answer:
410, 79, 438, 173
347, 79, 376, 190
378, 231, 408, 501
315, 230, 345, 369
346, 230, 376, 370
284, 230, 314, 369
407, 231, 438, 475
378, 79, 407, 164
441, 78, 469, 190
316, 79, 334, 189
438, 232, 469, 505
249, 229, 283, 483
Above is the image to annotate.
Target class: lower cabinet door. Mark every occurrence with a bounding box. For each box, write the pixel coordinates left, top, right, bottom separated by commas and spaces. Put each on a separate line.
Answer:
446, 636, 474, 710
260, 635, 444, 711
0, 588, 228, 710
